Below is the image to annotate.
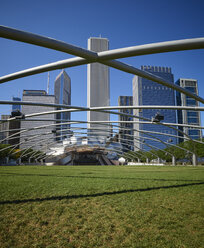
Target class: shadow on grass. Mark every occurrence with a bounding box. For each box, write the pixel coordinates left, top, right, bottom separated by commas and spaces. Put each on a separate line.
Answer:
0, 172, 203, 182
0, 182, 203, 205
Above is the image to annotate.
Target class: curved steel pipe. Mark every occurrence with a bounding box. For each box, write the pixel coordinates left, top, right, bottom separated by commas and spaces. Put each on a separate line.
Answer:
0, 26, 203, 103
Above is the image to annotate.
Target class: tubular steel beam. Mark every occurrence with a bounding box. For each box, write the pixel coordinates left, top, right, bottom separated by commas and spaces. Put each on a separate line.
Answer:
1, 25, 204, 60
98, 38, 204, 60
4, 118, 196, 160
0, 101, 199, 143
0, 25, 98, 60
3, 101, 204, 111
1, 120, 203, 131
1, 58, 203, 104
0, 103, 194, 144
1, 116, 203, 150
0, 26, 204, 103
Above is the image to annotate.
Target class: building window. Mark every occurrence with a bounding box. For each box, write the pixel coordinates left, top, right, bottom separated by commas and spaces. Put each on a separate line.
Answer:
185, 81, 196, 87
185, 86, 196, 93
187, 117, 199, 124
187, 111, 198, 117
186, 99, 197, 106
188, 130, 200, 136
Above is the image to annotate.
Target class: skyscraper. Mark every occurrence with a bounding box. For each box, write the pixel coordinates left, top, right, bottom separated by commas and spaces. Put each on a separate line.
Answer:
118, 96, 134, 151
176, 78, 202, 142
87, 37, 110, 140
12, 97, 21, 112
0, 115, 10, 144
20, 90, 56, 151
133, 66, 177, 151
54, 70, 71, 140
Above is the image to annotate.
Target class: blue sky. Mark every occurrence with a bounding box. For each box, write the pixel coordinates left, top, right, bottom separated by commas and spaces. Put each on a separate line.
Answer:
0, 0, 204, 129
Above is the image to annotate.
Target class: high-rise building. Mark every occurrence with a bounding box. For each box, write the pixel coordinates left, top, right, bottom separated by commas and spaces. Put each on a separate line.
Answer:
118, 96, 134, 151
12, 97, 21, 112
54, 70, 71, 140
0, 114, 21, 148
20, 90, 56, 151
87, 37, 110, 140
0, 115, 10, 144
133, 66, 177, 151
176, 78, 202, 142
9, 119, 21, 148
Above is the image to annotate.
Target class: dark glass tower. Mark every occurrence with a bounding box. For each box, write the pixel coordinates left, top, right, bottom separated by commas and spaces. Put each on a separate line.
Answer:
118, 96, 133, 151
133, 66, 177, 151
12, 97, 21, 112
54, 70, 71, 140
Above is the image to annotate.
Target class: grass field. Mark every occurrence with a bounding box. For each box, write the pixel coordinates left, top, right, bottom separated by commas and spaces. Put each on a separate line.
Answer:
0, 165, 203, 248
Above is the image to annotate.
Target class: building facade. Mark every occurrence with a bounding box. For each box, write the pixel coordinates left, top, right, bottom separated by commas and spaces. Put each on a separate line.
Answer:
176, 78, 202, 142
133, 66, 177, 151
9, 119, 21, 148
118, 96, 134, 151
0, 114, 21, 147
12, 97, 21, 112
20, 90, 56, 151
54, 70, 71, 140
0, 115, 10, 144
87, 37, 110, 141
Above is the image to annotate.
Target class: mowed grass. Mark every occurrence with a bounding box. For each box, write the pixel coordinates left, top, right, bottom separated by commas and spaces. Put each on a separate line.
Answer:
0, 165, 203, 248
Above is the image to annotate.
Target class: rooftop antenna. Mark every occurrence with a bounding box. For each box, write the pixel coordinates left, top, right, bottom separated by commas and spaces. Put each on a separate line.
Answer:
47, 72, 50, 95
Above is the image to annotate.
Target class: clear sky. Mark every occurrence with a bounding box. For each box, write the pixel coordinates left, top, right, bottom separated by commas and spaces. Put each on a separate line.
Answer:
0, 0, 204, 131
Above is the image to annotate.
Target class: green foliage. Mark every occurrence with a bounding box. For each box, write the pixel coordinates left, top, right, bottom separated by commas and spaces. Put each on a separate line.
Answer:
0, 144, 45, 162
0, 144, 11, 159
124, 139, 204, 163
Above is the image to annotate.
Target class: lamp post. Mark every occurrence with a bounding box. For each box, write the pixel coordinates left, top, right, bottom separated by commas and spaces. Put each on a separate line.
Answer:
190, 140, 197, 166
167, 138, 176, 166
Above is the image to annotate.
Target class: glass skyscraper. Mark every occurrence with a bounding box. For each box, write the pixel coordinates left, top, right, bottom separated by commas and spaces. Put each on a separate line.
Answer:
12, 97, 21, 112
176, 78, 202, 142
118, 96, 134, 151
54, 70, 71, 141
133, 66, 177, 151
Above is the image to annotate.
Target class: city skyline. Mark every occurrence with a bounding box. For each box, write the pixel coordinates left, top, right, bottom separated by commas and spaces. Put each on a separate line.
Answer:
0, 0, 203, 132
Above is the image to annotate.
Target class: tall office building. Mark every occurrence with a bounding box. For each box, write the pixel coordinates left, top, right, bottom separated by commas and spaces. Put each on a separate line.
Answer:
12, 97, 21, 112
20, 90, 56, 151
54, 70, 71, 140
0, 114, 21, 147
176, 78, 202, 142
118, 96, 134, 151
87, 37, 110, 140
133, 66, 177, 151
0, 115, 10, 144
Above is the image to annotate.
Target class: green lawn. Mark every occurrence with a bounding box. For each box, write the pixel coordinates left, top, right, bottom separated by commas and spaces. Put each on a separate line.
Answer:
0, 165, 203, 248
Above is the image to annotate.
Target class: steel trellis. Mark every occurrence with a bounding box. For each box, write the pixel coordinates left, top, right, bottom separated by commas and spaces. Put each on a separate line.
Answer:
0, 25, 204, 164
